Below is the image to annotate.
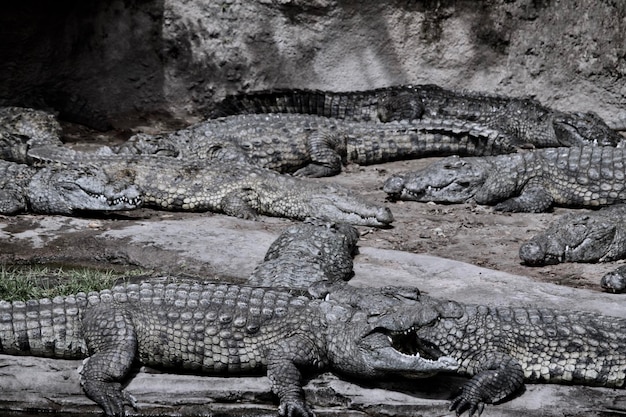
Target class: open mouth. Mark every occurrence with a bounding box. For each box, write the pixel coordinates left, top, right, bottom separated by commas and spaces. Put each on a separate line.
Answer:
85, 191, 142, 207
385, 326, 443, 360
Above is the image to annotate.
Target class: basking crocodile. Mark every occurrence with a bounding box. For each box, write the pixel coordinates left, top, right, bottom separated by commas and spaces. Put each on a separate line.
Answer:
518, 205, 626, 293
28, 147, 394, 226
0, 106, 64, 164
0, 106, 63, 145
315, 281, 626, 416
211, 86, 623, 147
384, 146, 626, 212
117, 113, 517, 177
0, 159, 141, 214
519, 205, 626, 265
0, 281, 459, 417
248, 218, 360, 288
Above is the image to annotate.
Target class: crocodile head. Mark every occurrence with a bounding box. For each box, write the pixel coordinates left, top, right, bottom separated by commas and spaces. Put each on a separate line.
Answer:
305, 183, 394, 227
552, 111, 624, 147
0, 129, 31, 163
314, 283, 460, 378
322, 298, 459, 379
27, 166, 142, 214
519, 211, 621, 265
383, 155, 492, 203
0, 106, 62, 145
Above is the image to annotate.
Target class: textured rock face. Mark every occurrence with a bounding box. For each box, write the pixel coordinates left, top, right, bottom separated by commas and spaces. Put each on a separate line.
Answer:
1, 0, 625, 129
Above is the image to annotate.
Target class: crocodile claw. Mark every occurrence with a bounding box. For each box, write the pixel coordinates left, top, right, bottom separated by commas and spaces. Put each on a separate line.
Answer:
278, 400, 315, 417
81, 380, 134, 417
450, 392, 485, 416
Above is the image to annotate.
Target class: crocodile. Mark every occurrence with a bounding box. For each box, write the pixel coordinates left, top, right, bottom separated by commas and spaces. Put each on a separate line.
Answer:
0, 106, 63, 145
518, 205, 626, 293
0, 159, 141, 214
248, 218, 360, 288
28, 147, 394, 226
384, 146, 626, 212
211, 86, 623, 148
0, 106, 64, 164
519, 205, 626, 265
314, 281, 626, 416
0, 281, 459, 416
117, 113, 517, 177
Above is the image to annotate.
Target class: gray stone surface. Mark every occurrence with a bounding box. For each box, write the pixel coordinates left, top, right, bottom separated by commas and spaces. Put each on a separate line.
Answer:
1, 1, 625, 129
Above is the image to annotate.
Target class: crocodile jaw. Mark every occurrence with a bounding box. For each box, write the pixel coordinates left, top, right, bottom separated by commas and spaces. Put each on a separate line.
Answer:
360, 327, 459, 376
384, 156, 490, 203
28, 167, 143, 214
308, 184, 394, 227
384, 173, 477, 203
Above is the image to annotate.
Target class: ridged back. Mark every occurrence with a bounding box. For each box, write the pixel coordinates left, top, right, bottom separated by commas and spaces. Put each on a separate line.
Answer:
0, 295, 89, 358
212, 87, 401, 122
0, 282, 314, 364
425, 304, 626, 387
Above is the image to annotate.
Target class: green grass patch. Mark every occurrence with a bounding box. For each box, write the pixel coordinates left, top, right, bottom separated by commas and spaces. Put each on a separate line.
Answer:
0, 265, 145, 301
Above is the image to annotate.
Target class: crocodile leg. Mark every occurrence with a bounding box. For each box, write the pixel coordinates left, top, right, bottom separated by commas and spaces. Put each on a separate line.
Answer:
294, 131, 345, 178
493, 181, 555, 212
450, 351, 524, 416
80, 303, 138, 417
267, 335, 324, 417
221, 189, 259, 219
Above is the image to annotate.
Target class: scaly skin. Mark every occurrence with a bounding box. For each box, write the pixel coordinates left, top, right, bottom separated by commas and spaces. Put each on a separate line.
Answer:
384, 146, 626, 212
0, 106, 63, 144
0, 281, 459, 417
0, 106, 63, 163
117, 114, 516, 177
315, 282, 626, 416
518, 205, 626, 293
211, 86, 623, 147
519, 205, 626, 265
380, 84, 623, 147
249, 218, 360, 288
210, 86, 408, 122
0, 159, 141, 214
414, 297, 626, 416
28, 147, 394, 226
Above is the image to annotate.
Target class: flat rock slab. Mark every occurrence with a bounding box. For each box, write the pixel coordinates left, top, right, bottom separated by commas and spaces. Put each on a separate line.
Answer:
1, 212, 626, 416
1, 355, 624, 417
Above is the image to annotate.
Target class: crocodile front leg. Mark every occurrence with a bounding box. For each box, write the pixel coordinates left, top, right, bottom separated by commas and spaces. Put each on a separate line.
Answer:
80, 303, 138, 417
451, 351, 524, 416
267, 335, 325, 417
493, 181, 554, 212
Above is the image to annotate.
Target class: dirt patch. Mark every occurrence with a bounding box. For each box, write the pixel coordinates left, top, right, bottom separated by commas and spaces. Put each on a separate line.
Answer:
327, 159, 622, 294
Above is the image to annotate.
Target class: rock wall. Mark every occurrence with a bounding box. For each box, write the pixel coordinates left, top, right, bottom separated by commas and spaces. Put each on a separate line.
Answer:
1, 0, 625, 129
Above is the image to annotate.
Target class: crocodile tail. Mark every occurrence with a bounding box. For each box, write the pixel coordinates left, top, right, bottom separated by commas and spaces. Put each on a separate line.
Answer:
211, 88, 338, 118
0, 295, 88, 359
210, 88, 386, 122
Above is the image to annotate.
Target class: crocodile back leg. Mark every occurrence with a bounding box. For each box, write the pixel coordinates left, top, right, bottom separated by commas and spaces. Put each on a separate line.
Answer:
80, 303, 138, 417
293, 130, 345, 177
